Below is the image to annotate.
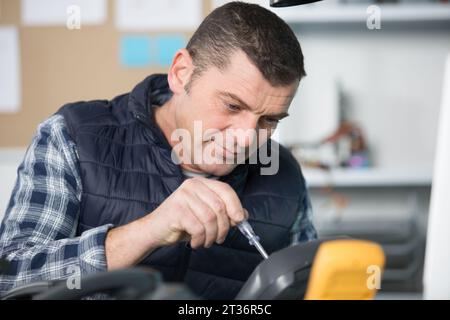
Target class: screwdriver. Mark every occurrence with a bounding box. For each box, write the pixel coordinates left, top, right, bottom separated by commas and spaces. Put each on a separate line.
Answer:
237, 219, 269, 259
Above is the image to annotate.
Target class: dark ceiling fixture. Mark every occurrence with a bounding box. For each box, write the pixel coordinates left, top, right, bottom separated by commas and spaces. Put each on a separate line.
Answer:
270, 0, 323, 7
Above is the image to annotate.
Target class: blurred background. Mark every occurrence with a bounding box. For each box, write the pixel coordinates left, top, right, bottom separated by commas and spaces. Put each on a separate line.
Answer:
0, 0, 450, 299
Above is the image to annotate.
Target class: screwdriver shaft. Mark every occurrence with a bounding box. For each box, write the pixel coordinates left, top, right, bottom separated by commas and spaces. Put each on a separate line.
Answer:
237, 219, 269, 260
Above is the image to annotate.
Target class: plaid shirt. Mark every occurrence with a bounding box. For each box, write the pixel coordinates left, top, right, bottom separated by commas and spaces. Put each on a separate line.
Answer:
0, 114, 317, 296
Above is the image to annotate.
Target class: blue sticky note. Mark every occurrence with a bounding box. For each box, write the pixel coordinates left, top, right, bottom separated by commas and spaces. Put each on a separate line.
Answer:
154, 35, 186, 67
120, 35, 152, 68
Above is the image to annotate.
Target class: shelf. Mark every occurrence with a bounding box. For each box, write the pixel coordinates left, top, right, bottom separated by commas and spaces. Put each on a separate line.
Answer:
274, 4, 450, 24
303, 167, 432, 188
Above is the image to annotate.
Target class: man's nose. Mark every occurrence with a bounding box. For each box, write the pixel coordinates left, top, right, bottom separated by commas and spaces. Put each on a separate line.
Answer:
231, 115, 259, 149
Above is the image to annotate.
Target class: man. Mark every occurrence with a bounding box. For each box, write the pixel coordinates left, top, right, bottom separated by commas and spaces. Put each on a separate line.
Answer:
0, 2, 316, 299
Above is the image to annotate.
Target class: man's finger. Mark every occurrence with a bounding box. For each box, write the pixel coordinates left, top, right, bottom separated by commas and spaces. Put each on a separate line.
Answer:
197, 177, 245, 224
185, 189, 219, 248
190, 178, 230, 244
179, 206, 206, 249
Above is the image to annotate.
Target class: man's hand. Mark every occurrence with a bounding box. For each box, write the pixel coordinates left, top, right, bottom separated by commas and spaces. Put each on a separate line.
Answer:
105, 177, 248, 270
148, 177, 248, 249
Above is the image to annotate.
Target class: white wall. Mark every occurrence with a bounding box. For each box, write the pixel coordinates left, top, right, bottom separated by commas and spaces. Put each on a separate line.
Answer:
278, 25, 450, 169
0, 148, 25, 222
423, 53, 450, 299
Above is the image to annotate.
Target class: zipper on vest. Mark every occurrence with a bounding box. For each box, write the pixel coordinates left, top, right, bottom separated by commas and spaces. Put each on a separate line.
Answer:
173, 242, 192, 282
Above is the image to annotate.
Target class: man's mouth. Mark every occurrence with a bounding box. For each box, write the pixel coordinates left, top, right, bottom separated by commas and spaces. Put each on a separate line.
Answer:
223, 147, 238, 158
214, 143, 242, 159
217, 145, 236, 158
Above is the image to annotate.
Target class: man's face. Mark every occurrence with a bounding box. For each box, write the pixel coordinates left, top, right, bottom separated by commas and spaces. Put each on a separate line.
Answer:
171, 50, 298, 176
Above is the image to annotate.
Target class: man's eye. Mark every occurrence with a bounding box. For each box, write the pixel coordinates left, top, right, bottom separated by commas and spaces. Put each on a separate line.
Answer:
262, 117, 280, 126
226, 104, 241, 112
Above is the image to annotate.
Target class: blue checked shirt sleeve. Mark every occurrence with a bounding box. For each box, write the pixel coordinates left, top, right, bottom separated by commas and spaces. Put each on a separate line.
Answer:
0, 115, 113, 295
290, 179, 318, 245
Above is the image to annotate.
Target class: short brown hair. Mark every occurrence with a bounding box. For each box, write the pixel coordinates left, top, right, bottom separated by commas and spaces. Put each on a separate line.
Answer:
185, 1, 306, 92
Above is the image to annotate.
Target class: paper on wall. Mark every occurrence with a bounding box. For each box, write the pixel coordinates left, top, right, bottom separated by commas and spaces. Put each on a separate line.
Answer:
0, 27, 21, 113
119, 35, 152, 68
21, 0, 107, 26
115, 0, 202, 31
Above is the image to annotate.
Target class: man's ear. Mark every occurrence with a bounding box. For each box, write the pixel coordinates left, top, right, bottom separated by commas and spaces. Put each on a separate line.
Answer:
167, 48, 194, 94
